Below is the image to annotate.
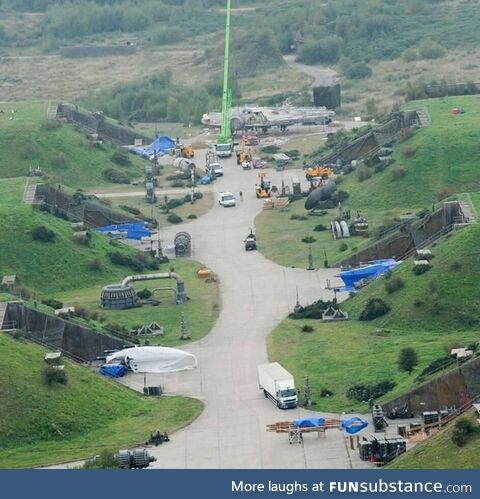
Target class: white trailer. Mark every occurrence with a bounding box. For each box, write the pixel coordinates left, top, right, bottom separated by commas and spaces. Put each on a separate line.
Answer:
258, 362, 298, 409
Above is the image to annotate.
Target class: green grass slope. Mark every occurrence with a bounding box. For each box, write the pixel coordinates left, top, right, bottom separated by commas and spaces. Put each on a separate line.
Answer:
0, 333, 202, 468
268, 225, 480, 413
390, 411, 480, 469
0, 102, 144, 189
257, 95, 480, 268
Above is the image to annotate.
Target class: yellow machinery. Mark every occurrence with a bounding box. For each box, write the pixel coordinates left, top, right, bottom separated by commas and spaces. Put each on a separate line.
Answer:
255, 171, 271, 198
305, 165, 333, 181
236, 148, 251, 165
181, 145, 194, 158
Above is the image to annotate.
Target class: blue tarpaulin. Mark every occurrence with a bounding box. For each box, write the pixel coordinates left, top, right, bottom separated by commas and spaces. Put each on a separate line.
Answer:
341, 417, 368, 434
132, 136, 175, 160
96, 222, 151, 240
293, 417, 325, 428
337, 259, 400, 292
98, 364, 128, 378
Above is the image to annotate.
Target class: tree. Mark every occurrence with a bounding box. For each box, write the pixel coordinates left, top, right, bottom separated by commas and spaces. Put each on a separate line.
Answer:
398, 347, 418, 374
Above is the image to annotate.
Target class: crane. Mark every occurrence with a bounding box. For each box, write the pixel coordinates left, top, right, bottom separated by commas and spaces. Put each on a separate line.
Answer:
215, 0, 233, 158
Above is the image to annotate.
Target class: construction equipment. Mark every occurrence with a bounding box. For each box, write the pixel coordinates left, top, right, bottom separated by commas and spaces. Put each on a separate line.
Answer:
353, 211, 369, 235
181, 144, 194, 158
244, 230, 257, 251
236, 148, 252, 165
305, 165, 334, 181
256, 171, 271, 198
116, 448, 157, 469
215, 0, 233, 155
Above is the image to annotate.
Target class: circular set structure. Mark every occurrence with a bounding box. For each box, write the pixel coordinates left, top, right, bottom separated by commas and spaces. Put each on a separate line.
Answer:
174, 231, 192, 257
101, 284, 138, 309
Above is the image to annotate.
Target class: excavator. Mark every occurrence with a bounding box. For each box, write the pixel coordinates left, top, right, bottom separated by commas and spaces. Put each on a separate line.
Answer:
255, 171, 271, 198
305, 165, 333, 181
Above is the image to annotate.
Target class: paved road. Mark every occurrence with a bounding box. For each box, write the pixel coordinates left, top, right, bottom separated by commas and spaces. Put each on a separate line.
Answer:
283, 55, 340, 88
119, 153, 377, 469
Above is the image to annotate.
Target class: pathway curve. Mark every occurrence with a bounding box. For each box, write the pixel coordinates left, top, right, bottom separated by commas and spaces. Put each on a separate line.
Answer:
120, 154, 374, 469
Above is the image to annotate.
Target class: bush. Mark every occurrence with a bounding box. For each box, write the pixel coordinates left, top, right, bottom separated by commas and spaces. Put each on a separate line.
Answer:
402, 48, 418, 62
313, 224, 327, 231
451, 418, 479, 447
413, 298, 424, 308
339, 242, 348, 252
301, 236, 316, 244
187, 214, 197, 219
102, 168, 130, 184
413, 263, 431, 275
297, 36, 343, 64
88, 258, 103, 272
357, 166, 372, 182
171, 180, 185, 188
167, 213, 183, 224
320, 388, 333, 397
402, 145, 418, 158
43, 365, 68, 386
428, 278, 439, 294
359, 298, 390, 321
137, 288, 152, 299
417, 356, 454, 379
391, 166, 406, 180
41, 298, 63, 309
167, 198, 185, 209
398, 347, 418, 374
111, 150, 132, 166
450, 261, 462, 272
301, 324, 314, 333
32, 225, 56, 242
419, 39, 446, 60
346, 380, 396, 401
82, 449, 118, 469
384, 276, 404, 294
119, 204, 141, 216
347, 62, 372, 79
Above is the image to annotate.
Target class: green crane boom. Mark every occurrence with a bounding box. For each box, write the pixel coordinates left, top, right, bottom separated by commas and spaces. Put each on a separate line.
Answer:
217, 0, 232, 146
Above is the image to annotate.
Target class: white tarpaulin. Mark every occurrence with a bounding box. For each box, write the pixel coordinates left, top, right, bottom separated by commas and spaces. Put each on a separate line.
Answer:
106, 346, 197, 374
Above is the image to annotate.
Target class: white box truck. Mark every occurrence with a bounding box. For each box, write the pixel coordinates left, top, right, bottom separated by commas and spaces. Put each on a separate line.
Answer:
258, 362, 298, 409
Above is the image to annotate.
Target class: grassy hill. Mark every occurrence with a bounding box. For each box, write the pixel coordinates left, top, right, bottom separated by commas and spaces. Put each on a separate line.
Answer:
268, 223, 480, 413
0, 101, 147, 189
0, 332, 202, 468
0, 177, 219, 346
390, 411, 480, 469
257, 95, 480, 268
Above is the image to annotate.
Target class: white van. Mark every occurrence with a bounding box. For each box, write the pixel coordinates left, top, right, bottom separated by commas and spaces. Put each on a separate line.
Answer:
218, 192, 236, 207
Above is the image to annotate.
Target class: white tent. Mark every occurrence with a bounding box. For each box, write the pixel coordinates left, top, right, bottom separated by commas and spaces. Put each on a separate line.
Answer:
106, 346, 197, 374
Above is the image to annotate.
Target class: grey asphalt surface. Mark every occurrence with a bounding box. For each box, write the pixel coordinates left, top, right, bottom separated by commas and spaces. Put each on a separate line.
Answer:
119, 153, 379, 469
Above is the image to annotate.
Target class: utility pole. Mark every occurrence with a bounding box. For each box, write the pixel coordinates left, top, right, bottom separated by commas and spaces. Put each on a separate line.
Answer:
304, 376, 311, 407
307, 244, 314, 270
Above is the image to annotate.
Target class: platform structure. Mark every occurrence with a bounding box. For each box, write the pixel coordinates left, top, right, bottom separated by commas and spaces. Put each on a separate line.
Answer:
266, 419, 342, 444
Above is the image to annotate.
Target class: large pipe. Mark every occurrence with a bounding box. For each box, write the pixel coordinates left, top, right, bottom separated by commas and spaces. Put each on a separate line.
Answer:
121, 273, 187, 304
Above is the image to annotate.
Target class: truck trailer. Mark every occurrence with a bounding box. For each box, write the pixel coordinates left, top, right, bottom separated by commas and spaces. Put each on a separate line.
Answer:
257, 362, 298, 409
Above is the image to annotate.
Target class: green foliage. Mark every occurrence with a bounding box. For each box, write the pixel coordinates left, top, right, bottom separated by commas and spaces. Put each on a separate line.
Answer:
111, 150, 132, 167
301, 324, 314, 333
82, 449, 118, 469
402, 47, 418, 62
313, 224, 327, 232
419, 39, 446, 59
451, 418, 479, 447
137, 288, 152, 300
398, 347, 418, 374
359, 298, 390, 321
384, 276, 404, 294
346, 380, 396, 401
301, 236, 316, 244
41, 298, 63, 309
42, 365, 68, 386
339, 242, 348, 252
167, 213, 183, 224
32, 225, 56, 242
102, 168, 130, 184
297, 36, 343, 64
346, 63, 372, 80
413, 263, 431, 275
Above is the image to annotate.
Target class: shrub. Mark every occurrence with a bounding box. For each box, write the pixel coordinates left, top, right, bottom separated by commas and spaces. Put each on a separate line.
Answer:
359, 298, 390, 321
111, 150, 132, 166
402, 48, 418, 62
102, 168, 130, 184
41, 298, 63, 309
413, 298, 424, 308
419, 39, 446, 60
391, 166, 406, 180
339, 242, 348, 252
170, 180, 185, 188
297, 36, 343, 64
347, 62, 372, 79
346, 380, 396, 401
417, 356, 454, 379
402, 145, 418, 158
187, 214, 197, 219
301, 324, 314, 333
32, 225, 56, 242
428, 278, 439, 294
313, 224, 327, 231
166, 198, 185, 209
88, 258, 103, 272
137, 288, 152, 300
384, 276, 404, 294
450, 261, 462, 272
301, 236, 316, 244
320, 388, 333, 397
451, 418, 479, 447
167, 213, 183, 224
43, 365, 68, 386
398, 347, 419, 374
413, 263, 431, 275
82, 449, 118, 469
119, 205, 141, 215
357, 166, 372, 182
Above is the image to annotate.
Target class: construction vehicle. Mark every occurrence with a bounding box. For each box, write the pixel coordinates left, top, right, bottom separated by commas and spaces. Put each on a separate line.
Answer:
258, 362, 298, 409
255, 171, 271, 198
305, 165, 334, 181
181, 144, 194, 158
244, 229, 257, 251
236, 148, 251, 165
